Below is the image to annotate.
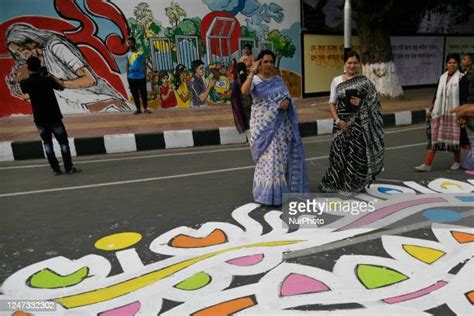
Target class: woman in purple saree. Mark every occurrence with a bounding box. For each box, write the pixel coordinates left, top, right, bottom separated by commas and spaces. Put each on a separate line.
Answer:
241, 50, 310, 205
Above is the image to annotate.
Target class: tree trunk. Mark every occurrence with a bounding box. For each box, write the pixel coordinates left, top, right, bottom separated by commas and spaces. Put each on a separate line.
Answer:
356, 10, 403, 98
276, 56, 282, 69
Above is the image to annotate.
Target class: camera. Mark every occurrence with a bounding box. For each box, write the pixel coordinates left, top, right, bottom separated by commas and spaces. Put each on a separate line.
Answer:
40, 66, 49, 77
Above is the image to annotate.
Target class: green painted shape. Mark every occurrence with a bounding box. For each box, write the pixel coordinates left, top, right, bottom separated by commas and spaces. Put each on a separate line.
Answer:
356, 264, 408, 289
174, 271, 211, 290
29, 267, 89, 289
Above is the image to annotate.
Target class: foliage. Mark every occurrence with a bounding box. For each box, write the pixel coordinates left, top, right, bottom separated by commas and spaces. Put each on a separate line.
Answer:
266, 30, 296, 68
165, 1, 187, 27
128, 2, 162, 57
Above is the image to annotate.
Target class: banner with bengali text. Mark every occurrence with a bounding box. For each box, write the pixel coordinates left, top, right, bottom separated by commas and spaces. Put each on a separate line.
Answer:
391, 36, 444, 86
303, 34, 361, 94
445, 36, 474, 58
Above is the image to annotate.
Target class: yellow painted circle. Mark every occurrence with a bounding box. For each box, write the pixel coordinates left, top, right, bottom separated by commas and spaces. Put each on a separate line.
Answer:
94, 232, 142, 251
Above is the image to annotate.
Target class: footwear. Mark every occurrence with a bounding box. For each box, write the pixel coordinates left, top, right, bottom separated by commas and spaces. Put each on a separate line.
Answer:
53, 170, 62, 176
415, 164, 431, 172
65, 167, 82, 174
450, 162, 461, 170
133, 110, 141, 114
144, 109, 151, 114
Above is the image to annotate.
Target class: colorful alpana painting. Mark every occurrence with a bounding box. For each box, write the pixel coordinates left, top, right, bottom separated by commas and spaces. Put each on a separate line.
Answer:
1, 178, 473, 314
0, 0, 302, 117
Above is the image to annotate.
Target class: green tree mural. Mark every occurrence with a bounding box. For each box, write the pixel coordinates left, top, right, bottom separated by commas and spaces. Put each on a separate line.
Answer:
165, 1, 187, 27
241, 26, 258, 41
128, 2, 162, 57
266, 30, 296, 69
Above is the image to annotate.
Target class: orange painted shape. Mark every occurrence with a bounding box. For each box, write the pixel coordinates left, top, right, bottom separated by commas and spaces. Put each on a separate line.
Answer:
192, 296, 256, 316
466, 290, 474, 304
452, 231, 474, 244
170, 229, 228, 248
12, 312, 32, 316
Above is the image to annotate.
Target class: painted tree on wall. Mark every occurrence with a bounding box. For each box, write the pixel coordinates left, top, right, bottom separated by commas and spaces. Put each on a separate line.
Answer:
241, 26, 258, 41
266, 30, 296, 69
165, 1, 187, 28
128, 2, 162, 56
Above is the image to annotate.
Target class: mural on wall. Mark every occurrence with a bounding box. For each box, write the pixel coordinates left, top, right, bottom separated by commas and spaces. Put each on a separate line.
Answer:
0, 0, 132, 117
0, 0, 302, 117
1, 178, 473, 314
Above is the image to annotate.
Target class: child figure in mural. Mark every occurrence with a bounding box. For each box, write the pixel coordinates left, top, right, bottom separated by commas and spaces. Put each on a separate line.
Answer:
190, 60, 215, 108
126, 37, 151, 114
174, 64, 191, 108
158, 71, 177, 108
6, 23, 130, 114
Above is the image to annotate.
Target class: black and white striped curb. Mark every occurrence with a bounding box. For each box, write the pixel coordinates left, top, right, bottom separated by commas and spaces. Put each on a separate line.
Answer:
0, 109, 426, 162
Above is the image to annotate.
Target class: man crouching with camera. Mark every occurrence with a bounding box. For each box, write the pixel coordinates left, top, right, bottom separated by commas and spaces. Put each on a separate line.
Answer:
20, 56, 81, 176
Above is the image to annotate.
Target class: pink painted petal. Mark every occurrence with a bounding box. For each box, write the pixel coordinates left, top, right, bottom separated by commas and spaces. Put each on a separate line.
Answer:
99, 301, 141, 316
280, 273, 330, 297
226, 254, 264, 266
384, 281, 448, 304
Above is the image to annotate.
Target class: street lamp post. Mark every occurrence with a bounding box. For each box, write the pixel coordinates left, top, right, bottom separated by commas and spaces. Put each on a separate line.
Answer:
344, 0, 352, 59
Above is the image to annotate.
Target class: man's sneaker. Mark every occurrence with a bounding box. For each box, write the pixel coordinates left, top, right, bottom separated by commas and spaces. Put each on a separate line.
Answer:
133, 110, 141, 114
53, 170, 62, 176
415, 164, 431, 172
65, 167, 82, 174
144, 109, 151, 114
450, 162, 461, 170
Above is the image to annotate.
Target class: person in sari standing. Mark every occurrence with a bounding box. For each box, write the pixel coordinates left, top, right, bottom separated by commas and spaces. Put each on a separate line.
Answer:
415, 53, 470, 171
230, 60, 251, 136
241, 50, 310, 205
320, 51, 384, 194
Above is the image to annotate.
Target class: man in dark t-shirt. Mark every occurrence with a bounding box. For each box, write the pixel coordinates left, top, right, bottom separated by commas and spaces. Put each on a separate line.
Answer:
20, 56, 80, 175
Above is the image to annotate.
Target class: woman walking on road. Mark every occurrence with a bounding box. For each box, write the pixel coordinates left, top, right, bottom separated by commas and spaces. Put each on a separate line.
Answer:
415, 53, 470, 172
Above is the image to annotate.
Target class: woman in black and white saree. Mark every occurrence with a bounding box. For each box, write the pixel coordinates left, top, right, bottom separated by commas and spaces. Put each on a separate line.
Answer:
320, 51, 384, 194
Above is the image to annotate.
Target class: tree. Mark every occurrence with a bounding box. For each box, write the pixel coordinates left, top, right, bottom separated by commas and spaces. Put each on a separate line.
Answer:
241, 26, 258, 41
165, 1, 187, 28
130, 3, 162, 52
302, 0, 330, 32
266, 30, 296, 69
351, 0, 402, 97
134, 3, 154, 33
352, 0, 472, 98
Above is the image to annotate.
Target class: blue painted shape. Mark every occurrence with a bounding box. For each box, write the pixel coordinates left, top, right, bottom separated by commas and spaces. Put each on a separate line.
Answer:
423, 209, 463, 222
456, 196, 474, 202
378, 187, 403, 194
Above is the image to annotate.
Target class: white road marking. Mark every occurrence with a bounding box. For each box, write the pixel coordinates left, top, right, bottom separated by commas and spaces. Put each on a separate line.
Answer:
0, 142, 427, 198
